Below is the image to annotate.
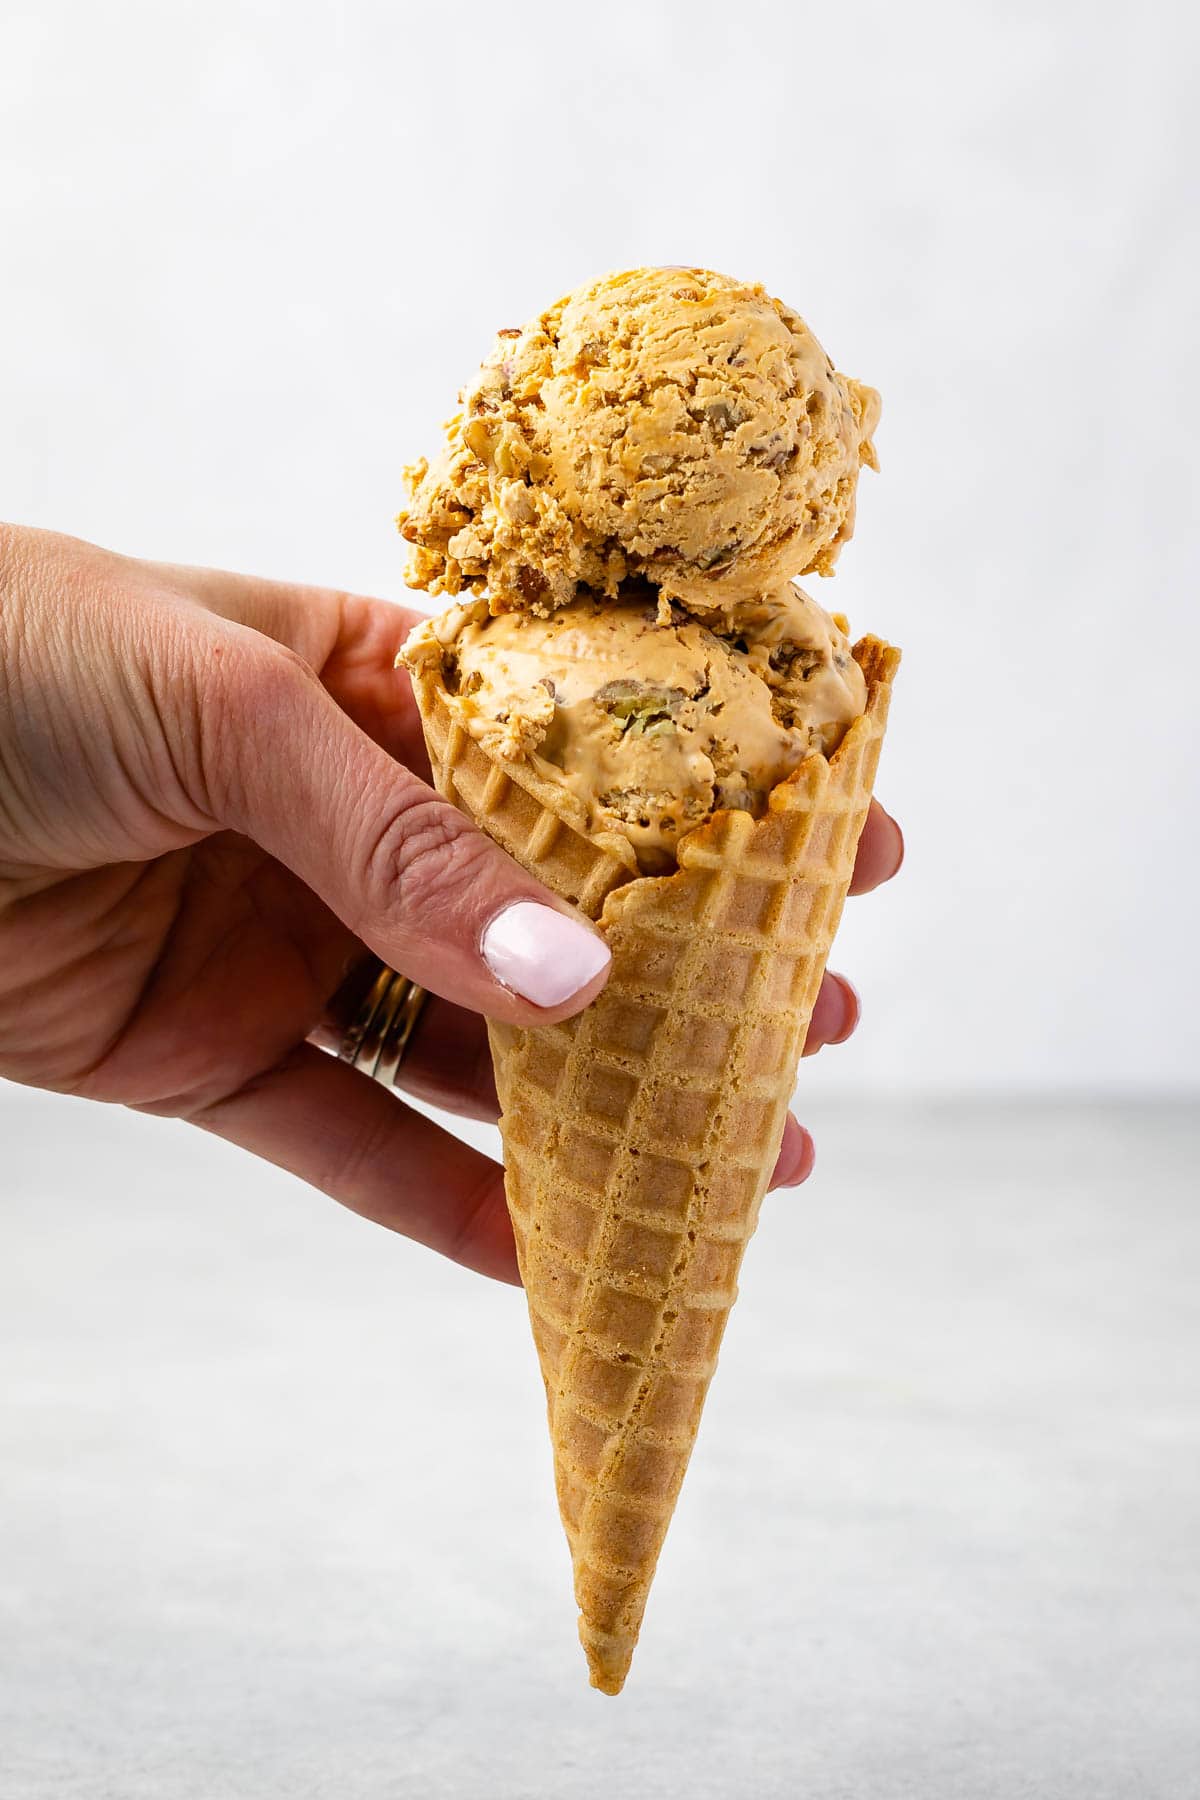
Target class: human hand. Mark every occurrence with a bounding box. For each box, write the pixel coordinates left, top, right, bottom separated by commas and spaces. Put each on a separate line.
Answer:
0, 526, 902, 1282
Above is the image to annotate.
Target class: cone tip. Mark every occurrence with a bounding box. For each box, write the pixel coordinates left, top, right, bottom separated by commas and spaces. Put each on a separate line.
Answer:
587, 1660, 628, 1697
582, 1630, 632, 1696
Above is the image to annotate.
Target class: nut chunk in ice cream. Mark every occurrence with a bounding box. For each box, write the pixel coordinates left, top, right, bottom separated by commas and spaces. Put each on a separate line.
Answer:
399, 266, 879, 616
434, 584, 866, 873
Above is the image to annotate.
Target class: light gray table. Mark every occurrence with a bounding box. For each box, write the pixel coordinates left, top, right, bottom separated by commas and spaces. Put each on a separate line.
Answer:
2, 1090, 1198, 1798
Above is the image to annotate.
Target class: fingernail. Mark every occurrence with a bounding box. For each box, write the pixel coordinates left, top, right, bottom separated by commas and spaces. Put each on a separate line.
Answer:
481, 901, 611, 1008
831, 973, 861, 1044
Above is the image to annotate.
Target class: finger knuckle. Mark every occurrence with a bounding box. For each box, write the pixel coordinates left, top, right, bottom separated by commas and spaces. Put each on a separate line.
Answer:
361, 784, 491, 929
214, 636, 317, 719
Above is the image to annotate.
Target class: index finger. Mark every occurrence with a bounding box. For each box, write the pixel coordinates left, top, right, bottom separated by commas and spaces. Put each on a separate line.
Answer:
184, 1042, 520, 1284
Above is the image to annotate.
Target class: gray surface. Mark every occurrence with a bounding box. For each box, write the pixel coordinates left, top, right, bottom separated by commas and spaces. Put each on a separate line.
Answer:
2, 1091, 1198, 1798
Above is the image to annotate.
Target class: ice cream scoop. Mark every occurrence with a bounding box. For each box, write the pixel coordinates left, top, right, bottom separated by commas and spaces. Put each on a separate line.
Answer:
400, 266, 879, 618
433, 583, 865, 873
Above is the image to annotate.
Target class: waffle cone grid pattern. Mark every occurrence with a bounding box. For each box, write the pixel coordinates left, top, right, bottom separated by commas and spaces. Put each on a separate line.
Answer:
410, 637, 898, 1693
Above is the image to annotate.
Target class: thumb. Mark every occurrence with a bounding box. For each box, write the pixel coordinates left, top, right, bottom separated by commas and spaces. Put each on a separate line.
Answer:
203, 636, 612, 1026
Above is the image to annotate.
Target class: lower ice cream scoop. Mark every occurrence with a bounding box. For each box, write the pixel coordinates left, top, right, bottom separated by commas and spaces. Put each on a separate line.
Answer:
443, 583, 866, 872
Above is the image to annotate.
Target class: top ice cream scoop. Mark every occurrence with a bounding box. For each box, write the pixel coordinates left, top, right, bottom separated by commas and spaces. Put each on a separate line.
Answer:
399, 266, 879, 619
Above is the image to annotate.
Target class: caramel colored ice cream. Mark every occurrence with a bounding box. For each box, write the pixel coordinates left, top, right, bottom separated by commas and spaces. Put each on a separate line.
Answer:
399, 265, 879, 874
410, 583, 865, 873
400, 266, 879, 617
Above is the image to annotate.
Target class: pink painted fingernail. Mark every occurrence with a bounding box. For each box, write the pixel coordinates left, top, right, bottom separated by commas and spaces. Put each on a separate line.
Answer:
481, 902, 611, 1008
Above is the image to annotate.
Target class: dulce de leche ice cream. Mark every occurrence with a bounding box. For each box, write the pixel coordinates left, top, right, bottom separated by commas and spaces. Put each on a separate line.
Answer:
400, 266, 879, 874
400, 266, 879, 616
438, 585, 865, 873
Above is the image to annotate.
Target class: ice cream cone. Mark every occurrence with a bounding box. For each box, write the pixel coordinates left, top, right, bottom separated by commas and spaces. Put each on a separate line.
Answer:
406, 623, 899, 1694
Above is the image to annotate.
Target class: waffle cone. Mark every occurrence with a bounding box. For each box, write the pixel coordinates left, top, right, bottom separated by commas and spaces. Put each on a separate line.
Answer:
406, 626, 899, 1693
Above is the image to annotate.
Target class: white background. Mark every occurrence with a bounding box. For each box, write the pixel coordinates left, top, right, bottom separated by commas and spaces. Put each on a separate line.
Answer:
3, 0, 1197, 1098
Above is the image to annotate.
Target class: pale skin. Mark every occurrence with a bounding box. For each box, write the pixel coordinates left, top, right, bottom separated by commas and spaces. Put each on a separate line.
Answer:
0, 525, 904, 1284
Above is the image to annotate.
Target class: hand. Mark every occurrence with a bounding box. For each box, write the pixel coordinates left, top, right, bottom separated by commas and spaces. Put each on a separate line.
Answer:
0, 526, 903, 1283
